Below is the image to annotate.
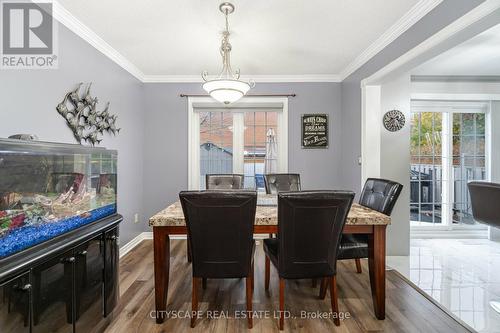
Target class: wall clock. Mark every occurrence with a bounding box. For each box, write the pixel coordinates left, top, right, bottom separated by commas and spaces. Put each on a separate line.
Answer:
383, 109, 405, 132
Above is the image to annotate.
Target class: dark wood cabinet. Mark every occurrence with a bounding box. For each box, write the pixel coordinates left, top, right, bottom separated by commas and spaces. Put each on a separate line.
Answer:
32, 249, 74, 333
104, 228, 119, 316
74, 235, 105, 333
0, 272, 31, 333
0, 216, 121, 333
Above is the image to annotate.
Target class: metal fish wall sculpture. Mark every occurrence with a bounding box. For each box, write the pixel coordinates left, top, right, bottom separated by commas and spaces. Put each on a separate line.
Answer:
56, 83, 120, 145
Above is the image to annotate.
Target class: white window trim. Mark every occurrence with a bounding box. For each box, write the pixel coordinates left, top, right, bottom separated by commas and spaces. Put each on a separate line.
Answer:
187, 96, 289, 190
410, 100, 491, 231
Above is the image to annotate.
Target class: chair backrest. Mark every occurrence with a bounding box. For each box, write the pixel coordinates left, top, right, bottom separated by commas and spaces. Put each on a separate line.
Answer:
359, 178, 403, 216
277, 191, 355, 279
264, 174, 301, 194
179, 191, 257, 278
468, 181, 500, 227
206, 174, 244, 190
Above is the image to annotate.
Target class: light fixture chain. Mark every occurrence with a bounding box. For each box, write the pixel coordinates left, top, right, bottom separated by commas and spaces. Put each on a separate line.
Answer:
201, 2, 254, 104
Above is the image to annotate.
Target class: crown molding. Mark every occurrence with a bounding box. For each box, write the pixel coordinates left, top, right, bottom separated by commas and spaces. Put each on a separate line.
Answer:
340, 0, 443, 80
53, 0, 440, 84
362, 0, 500, 86
411, 75, 500, 82
52, 1, 145, 82
142, 74, 342, 83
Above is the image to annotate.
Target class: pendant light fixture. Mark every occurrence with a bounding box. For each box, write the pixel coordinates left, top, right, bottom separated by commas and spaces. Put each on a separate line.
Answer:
202, 2, 254, 104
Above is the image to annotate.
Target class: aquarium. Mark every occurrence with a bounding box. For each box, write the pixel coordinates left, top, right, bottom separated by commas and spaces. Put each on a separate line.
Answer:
0, 139, 117, 258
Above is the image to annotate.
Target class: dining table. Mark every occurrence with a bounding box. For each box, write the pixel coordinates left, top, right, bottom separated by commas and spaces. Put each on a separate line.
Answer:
148, 194, 391, 324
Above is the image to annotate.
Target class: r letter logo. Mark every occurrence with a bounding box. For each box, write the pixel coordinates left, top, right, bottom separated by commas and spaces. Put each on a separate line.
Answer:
1, 0, 58, 69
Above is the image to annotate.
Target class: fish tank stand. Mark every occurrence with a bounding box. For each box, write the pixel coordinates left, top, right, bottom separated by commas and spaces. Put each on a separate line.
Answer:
0, 139, 122, 332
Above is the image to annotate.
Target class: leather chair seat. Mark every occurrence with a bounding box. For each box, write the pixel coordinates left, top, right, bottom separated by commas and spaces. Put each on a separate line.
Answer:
468, 182, 500, 228
206, 174, 244, 190
264, 174, 301, 194
179, 191, 257, 278
263, 191, 355, 330
263, 238, 279, 268
338, 234, 368, 260
179, 190, 257, 329
338, 178, 402, 262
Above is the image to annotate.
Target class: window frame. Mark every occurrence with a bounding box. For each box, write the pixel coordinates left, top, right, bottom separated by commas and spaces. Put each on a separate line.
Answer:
410, 100, 490, 231
187, 97, 289, 190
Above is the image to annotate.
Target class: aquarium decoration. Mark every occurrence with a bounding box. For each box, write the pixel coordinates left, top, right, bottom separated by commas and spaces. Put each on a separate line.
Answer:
56, 83, 120, 146
0, 139, 118, 258
8, 134, 38, 141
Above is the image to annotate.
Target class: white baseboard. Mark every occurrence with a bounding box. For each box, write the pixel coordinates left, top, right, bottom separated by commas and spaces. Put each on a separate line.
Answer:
119, 232, 188, 258
119, 232, 148, 258
411, 229, 488, 239
118, 232, 272, 258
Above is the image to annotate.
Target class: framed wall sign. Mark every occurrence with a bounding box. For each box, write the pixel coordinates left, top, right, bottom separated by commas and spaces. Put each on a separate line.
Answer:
301, 114, 328, 149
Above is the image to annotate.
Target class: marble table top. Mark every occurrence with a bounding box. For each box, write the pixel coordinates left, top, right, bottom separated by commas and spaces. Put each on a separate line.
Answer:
149, 195, 391, 227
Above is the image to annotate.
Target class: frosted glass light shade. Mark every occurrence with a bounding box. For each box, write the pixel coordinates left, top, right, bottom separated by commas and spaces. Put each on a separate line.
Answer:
202, 79, 251, 104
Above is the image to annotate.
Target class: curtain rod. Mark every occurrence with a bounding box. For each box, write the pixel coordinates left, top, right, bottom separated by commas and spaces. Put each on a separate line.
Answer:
179, 93, 296, 98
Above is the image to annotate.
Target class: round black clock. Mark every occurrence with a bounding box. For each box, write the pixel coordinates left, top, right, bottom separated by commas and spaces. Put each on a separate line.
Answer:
383, 109, 405, 132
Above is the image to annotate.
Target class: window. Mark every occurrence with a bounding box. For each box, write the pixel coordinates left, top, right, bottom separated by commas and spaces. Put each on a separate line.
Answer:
243, 112, 278, 190
410, 101, 489, 228
188, 97, 288, 190
410, 112, 443, 224
199, 112, 233, 190
452, 113, 486, 224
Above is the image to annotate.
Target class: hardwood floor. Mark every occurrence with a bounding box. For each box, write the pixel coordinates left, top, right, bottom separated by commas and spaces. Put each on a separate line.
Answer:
101, 240, 472, 333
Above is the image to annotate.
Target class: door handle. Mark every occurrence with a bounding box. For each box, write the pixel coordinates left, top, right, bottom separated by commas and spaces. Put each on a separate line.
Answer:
61, 256, 76, 263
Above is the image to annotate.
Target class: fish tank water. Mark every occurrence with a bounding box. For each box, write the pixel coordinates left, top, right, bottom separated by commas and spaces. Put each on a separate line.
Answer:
0, 139, 117, 258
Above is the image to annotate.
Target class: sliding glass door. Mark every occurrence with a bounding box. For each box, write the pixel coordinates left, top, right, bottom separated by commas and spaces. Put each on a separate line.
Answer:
452, 113, 487, 224
189, 98, 288, 190
410, 101, 489, 228
199, 111, 234, 189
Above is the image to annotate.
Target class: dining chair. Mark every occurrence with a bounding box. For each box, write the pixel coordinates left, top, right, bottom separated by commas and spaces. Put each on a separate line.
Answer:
338, 178, 402, 273
264, 173, 301, 194
206, 174, 244, 190
185, 174, 246, 262
468, 181, 500, 314
179, 190, 257, 328
264, 191, 355, 330
263, 173, 301, 242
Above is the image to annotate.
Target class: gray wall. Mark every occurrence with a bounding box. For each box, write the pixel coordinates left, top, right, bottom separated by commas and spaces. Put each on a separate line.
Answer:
379, 74, 411, 255
142, 82, 342, 219
490, 101, 500, 241
0, 0, 490, 250
340, 0, 485, 194
340, 0, 484, 255
0, 25, 145, 245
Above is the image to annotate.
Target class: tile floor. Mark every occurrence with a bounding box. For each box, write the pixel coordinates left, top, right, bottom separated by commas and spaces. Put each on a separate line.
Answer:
388, 239, 500, 333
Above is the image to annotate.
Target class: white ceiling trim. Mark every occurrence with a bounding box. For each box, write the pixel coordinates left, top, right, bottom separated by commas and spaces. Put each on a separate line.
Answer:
362, 0, 500, 86
53, 0, 441, 83
339, 0, 442, 80
142, 74, 341, 83
52, 1, 145, 81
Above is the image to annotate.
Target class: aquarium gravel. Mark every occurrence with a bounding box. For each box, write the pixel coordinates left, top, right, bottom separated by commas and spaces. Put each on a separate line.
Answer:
0, 204, 116, 258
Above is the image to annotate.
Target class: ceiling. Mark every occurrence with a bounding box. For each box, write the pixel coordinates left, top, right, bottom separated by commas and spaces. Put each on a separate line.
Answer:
413, 23, 500, 76
57, 0, 436, 81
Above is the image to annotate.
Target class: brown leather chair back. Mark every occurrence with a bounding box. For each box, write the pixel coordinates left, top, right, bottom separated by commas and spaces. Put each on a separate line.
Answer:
264, 174, 301, 194
179, 191, 257, 278
468, 181, 500, 228
277, 191, 354, 279
206, 174, 244, 190
359, 178, 403, 215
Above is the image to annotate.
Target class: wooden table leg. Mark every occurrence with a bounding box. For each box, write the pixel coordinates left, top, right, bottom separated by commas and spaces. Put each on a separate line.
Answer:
153, 227, 170, 324
187, 237, 192, 263
368, 225, 386, 320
